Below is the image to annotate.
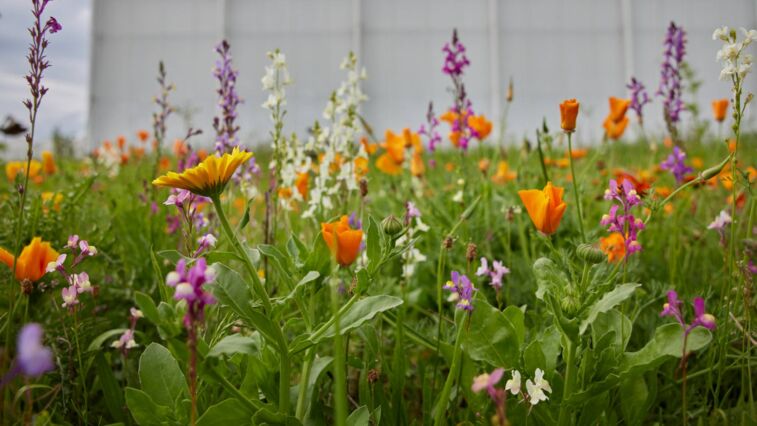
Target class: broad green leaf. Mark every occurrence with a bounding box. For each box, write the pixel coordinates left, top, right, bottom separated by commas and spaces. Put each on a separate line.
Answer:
503, 305, 525, 346
366, 217, 381, 274
620, 324, 712, 375
125, 387, 172, 426
464, 300, 520, 368
208, 263, 257, 320
207, 334, 261, 358
579, 283, 640, 334
523, 339, 546, 375
196, 398, 254, 426
134, 292, 160, 324
319, 295, 403, 341
138, 343, 188, 408
592, 309, 632, 353
346, 405, 370, 426
532, 257, 570, 301
620, 375, 650, 425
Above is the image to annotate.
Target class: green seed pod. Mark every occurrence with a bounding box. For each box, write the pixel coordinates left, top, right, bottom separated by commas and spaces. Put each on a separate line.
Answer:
381, 215, 403, 236
700, 154, 731, 181
576, 243, 606, 264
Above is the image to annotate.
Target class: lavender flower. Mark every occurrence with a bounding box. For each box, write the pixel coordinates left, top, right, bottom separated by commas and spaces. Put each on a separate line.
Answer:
212, 40, 243, 154
443, 271, 476, 311
166, 258, 216, 328
47, 236, 98, 308
626, 77, 651, 124
660, 290, 716, 334
194, 234, 217, 257
419, 102, 442, 152
475, 257, 510, 290
707, 210, 732, 245
472, 368, 504, 402
23, 0, 62, 122
657, 22, 686, 135
601, 179, 645, 257
442, 30, 470, 76
17, 323, 54, 377
660, 146, 693, 184
112, 307, 143, 356
441, 30, 475, 151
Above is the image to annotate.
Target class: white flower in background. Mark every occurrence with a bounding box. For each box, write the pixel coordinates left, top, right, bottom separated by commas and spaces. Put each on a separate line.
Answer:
525, 368, 552, 405
712, 26, 729, 42
504, 370, 521, 395
714, 25, 755, 82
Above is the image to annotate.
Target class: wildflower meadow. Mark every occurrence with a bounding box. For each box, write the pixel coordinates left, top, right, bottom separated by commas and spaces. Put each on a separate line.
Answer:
1, 2, 757, 425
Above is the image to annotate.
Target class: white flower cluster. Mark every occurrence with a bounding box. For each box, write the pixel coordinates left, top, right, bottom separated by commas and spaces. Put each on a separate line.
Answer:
505, 368, 552, 406
278, 133, 312, 210
303, 52, 368, 219
396, 202, 430, 280
713, 26, 756, 82
261, 49, 292, 114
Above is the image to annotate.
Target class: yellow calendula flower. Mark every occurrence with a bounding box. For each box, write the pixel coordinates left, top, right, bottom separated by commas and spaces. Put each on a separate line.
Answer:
152, 147, 253, 197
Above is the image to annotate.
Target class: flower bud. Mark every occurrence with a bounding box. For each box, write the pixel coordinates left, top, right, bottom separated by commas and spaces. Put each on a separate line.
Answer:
466, 243, 477, 263
381, 215, 403, 236
359, 178, 368, 198
576, 243, 606, 264
700, 154, 731, 181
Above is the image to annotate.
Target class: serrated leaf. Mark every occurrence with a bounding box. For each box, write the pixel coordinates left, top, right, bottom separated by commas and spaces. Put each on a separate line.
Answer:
579, 283, 640, 334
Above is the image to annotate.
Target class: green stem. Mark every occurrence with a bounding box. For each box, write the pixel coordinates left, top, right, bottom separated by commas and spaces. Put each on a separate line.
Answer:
331, 273, 347, 425
557, 339, 577, 426
566, 131, 585, 242
295, 347, 315, 420
433, 313, 468, 425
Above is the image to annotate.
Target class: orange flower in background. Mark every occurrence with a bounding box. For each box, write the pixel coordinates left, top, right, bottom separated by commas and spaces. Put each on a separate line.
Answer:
361, 137, 378, 155
568, 148, 588, 159
554, 158, 570, 169
130, 146, 146, 160
173, 139, 189, 157
41, 192, 63, 212
137, 129, 150, 143
403, 128, 423, 152
278, 187, 293, 199
614, 170, 653, 197
295, 172, 309, 200
410, 152, 425, 177
41, 151, 56, 174
559, 99, 579, 132
727, 139, 736, 153
468, 114, 492, 140
604, 116, 629, 140
117, 135, 127, 150
321, 215, 363, 266
6, 160, 42, 184
478, 159, 490, 174
197, 149, 208, 161
607, 97, 631, 123
518, 182, 567, 235
354, 157, 369, 179
663, 137, 674, 149
159, 156, 171, 171
0, 237, 58, 282
600, 232, 626, 263
491, 161, 517, 184
711, 99, 729, 122
444, 162, 456, 172
376, 130, 406, 175
691, 157, 704, 169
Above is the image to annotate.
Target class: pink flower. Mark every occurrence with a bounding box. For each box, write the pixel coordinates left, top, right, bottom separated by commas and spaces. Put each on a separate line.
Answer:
472, 368, 504, 402
61, 285, 79, 308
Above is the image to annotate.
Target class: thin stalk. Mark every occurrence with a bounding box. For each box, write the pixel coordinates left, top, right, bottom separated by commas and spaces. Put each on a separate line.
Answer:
331, 273, 347, 425
566, 131, 585, 242
433, 313, 469, 425
557, 339, 577, 426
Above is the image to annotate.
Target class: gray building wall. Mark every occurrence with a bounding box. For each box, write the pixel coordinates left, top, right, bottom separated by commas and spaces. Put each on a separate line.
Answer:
89, 0, 757, 148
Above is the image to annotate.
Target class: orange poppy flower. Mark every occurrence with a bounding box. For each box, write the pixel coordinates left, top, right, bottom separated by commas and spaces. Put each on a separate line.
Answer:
159, 156, 171, 171
410, 152, 425, 177
41, 151, 56, 174
0, 237, 59, 282
117, 135, 127, 150
600, 232, 626, 263
607, 97, 631, 123
478, 159, 490, 174
711, 99, 729, 122
354, 157, 369, 179
278, 187, 293, 199
559, 99, 580, 132
567, 148, 588, 159
321, 215, 363, 266
197, 149, 208, 161
603, 116, 629, 140
518, 182, 567, 235
468, 114, 492, 140
137, 129, 150, 143
173, 139, 188, 157
491, 161, 517, 184
6, 160, 42, 184
614, 170, 652, 197
361, 137, 378, 155
295, 172, 309, 200
41, 192, 63, 213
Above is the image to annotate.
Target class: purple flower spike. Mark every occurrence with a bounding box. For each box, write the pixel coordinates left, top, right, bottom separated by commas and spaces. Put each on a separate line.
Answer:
660, 290, 685, 326
657, 22, 686, 126
17, 323, 54, 377
166, 258, 217, 328
212, 40, 243, 154
627, 77, 651, 124
660, 146, 693, 184
661, 290, 716, 335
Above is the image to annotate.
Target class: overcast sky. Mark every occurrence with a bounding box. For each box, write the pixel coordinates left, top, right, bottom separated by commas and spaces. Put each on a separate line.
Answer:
0, 0, 91, 152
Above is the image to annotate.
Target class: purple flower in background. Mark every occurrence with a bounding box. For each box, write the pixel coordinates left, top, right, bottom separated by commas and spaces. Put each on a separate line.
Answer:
472, 368, 505, 402
657, 22, 686, 127
660, 146, 693, 184
601, 179, 645, 257
442, 29, 470, 77
112, 307, 143, 356
661, 290, 716, 335
348, 212, 362, 230
441, 29, 475, 151
707, 210, 732, 245
444, 271, 476, 311
476, 257, 510, 290
194, 233, 217, 257
419, 102, 442, 151
212, 40, 243, 154
626, 77, 651, 124
17, 323, 54, 378
405, 201, 421, 221
23, 0, 62, 115
166, 258, 216, 328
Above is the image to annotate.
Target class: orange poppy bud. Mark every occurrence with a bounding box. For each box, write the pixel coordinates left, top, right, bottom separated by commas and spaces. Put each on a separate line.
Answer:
376, 153, 402, 175
0, 237, 59, 282
491, 161, 516, 184
321, 215, 363, 266
41, 151, 56, 174
518, 182, 567, 235
711, 99, 729, 122
600, 232, 626, 263
360, 137, 378, 155
559, 99, 579, 132
603, 116, 629, 140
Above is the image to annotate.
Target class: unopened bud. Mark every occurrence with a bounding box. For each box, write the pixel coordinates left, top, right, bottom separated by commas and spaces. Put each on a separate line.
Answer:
21, 279, 33, 295
506, 78, 514, 103
576, 243, 606, 264
443, 236, 453, 249
700, 154, 730, 181
359, 178, 368, 198
466, 243, 477, 263
381, 215, 403, 236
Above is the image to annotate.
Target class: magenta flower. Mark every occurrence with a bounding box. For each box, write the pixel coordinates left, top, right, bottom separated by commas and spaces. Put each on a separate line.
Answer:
472, 368, 504, 402
166, 258, 217, 328
112, 307, 143, 356
419, 102, 442, 151
444, 271, 476, 311
627, 77, 651, 124
601, 179, 645, 257
660, 290, 716, 335
194, 233, 217, 257
657, 22, 686, 125
476, 257, 510, 290
61, 285, 79, 308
